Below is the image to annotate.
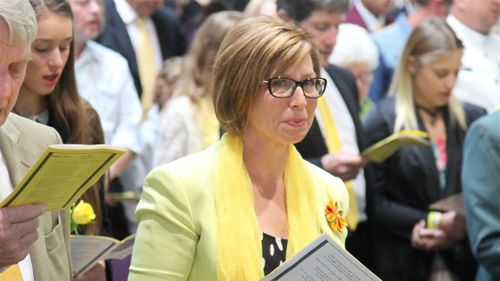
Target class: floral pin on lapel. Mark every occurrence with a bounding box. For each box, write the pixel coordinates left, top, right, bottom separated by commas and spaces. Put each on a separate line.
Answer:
70, 200, 96, 234
325, 200, 347, 232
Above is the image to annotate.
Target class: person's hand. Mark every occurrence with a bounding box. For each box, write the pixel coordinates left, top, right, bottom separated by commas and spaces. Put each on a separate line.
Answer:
0, 204, 46, 267
411, 220, 454, 251
74, 261, 106, 281
321, 152, 367, 181
438, 210, 466, 241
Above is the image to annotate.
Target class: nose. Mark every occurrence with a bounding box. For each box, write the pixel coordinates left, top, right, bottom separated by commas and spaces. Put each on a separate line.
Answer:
89, 0, 102, 14
324, 27, 337, 47
444, 74, 457, 90
48, 49, 65, 69
290, 86, 307, 109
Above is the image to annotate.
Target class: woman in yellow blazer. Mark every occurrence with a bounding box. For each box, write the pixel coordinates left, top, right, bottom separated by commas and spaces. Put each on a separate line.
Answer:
129, 16, 349, 281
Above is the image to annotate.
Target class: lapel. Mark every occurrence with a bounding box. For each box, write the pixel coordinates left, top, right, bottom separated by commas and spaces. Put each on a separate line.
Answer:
102, 0, 140, 90
0, 115, 36, 186
415, 112, 442, 202
0, 115, 51, 280
309, 118, 328, 155
151, 12, 168, 59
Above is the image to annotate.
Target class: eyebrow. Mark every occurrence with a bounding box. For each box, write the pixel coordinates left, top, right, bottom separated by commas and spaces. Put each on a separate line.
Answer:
35, 37, 73, 43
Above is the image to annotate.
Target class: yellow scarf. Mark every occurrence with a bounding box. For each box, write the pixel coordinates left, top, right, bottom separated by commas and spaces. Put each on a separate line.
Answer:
215, 133, 340, 280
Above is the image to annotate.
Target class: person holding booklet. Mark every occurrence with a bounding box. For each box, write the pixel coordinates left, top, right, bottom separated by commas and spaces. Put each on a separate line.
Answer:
129, 17, 349, 280
0, 0, 72, 280
363, 17, 486, 281
12, 0, 111, 280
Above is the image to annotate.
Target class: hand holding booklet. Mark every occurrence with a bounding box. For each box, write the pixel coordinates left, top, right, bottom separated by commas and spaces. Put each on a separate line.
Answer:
0, 144, 125, 211
361, 130, 430, 163
261, 234, 381, 281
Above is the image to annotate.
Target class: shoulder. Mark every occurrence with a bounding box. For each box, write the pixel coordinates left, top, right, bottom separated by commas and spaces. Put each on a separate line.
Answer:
87, 41, 130, 69
325, 64, 355, 81
462, 102, 487, 124
161, 96, 196, 120
146, 146, 216, 194
5, 113, 61, 146
467, 111, 500, 143
152, 6, 181, 24
363, 97, 395, 143
364, 97, 395, 126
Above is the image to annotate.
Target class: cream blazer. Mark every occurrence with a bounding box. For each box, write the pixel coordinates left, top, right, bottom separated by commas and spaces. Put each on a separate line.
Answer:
129, 141, 349, 281
0, 113, 72, 280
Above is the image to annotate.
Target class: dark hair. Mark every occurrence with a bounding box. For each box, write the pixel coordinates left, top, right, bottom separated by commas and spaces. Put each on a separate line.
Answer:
277, 0, 349, 22
29, 0, 102, 235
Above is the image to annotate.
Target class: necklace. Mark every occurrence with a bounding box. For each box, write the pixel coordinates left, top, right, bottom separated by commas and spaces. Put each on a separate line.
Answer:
417, 105, 442, 126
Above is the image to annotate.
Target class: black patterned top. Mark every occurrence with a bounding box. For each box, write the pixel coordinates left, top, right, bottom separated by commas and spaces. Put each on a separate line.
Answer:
262, 232, 288, 275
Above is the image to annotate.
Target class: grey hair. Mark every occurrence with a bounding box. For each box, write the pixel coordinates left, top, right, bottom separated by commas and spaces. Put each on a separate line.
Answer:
0, 0, 37, 45
329, 23, 379, 71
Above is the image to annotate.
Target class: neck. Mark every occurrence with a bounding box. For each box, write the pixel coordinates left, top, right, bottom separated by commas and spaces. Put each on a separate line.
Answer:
75, 39, 86, 58
242, 132, 289, 193
452, 10, 490, 35
407, 8, 431, 28
15, 88, 48, 117
416, 103, 443, 126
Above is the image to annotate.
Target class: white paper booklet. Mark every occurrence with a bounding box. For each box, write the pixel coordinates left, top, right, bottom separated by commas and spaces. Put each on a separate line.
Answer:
262, 234, 381, 281
71, 234, 135, 277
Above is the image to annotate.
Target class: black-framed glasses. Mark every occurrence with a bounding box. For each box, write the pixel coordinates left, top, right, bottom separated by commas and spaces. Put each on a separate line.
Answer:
262, 77, 327, 99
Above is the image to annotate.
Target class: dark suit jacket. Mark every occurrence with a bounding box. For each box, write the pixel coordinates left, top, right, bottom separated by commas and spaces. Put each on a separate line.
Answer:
295, 65, 375, 268
97, 0, 187, 95
363, 97, 486, 281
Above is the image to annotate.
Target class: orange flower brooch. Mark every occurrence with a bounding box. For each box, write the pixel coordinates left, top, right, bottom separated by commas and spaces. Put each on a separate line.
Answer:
325, 200, 347, 232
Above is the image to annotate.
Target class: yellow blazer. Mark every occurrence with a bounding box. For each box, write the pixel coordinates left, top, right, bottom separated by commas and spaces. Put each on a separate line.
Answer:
129, 141, 348, 281
0, 113, 72, 280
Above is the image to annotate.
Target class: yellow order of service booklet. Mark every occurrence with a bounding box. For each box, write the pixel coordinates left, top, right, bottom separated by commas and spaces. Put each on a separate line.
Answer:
0, 144, 125, 211
361, 130, 431, 163
71, 234, 135, 277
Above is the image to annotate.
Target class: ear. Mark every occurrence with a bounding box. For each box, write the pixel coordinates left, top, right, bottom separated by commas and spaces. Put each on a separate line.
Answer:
277, 10, 292, 22
407, 55, 418, 74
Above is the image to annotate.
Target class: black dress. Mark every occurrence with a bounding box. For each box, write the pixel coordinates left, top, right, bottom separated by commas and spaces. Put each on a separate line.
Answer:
262, 233, 288, 275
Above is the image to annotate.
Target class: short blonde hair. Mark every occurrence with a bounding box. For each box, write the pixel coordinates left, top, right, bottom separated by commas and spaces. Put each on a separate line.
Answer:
213, 16, 320, 134
390, 17, 466, 132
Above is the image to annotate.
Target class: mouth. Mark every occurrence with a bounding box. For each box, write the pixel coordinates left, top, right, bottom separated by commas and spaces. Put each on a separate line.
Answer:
43, 74, 60, 85
87, 20, 100, 28
285, 118, 308, 127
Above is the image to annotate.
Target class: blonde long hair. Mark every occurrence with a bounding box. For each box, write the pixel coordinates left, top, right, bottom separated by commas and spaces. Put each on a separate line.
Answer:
390, 17, 467, 133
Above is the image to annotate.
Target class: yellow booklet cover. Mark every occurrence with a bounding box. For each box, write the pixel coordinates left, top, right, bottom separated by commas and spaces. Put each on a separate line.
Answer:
361, 130, 430, 163
0, 144, 126, 211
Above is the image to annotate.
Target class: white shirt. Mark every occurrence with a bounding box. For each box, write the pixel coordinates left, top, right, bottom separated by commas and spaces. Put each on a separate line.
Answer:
76, 41, 145, 233
114, 0, 163, 70
75, 40, 143, 154
315, 68, 367, 221
447, 15, 500, 112
0, 150, 35, 281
